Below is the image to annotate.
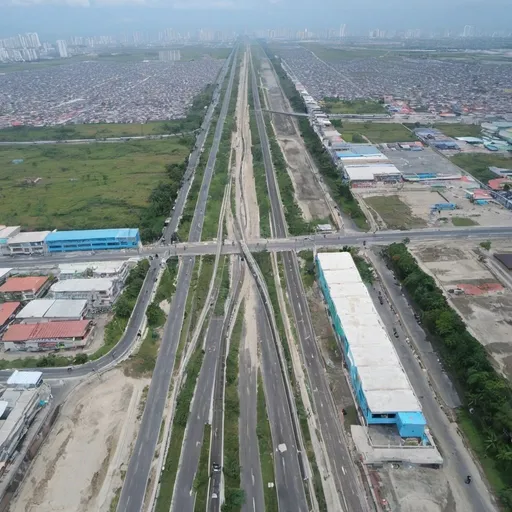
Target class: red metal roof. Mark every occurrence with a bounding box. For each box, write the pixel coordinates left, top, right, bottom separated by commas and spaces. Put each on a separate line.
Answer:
0, 302, 20, 326
2, 320, 91, 342
0, 276, 49, 294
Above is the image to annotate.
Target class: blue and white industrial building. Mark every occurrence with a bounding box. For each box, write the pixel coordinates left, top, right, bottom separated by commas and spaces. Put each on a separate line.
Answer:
45, 228, 140, 253
316, 251, 427, 440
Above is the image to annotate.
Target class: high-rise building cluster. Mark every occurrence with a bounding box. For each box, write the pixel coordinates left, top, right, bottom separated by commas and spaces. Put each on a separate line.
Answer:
56, 40, 68, 58
0, 33, 41, 63
158, 49, 181, 62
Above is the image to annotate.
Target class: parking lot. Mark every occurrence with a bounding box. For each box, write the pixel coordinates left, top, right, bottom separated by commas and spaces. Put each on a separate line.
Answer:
410, 240, 512, 379
354, 147, 512, 229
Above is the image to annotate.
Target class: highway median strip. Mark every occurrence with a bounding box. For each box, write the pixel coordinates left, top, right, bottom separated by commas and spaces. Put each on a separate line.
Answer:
154, 346, 205, 512
256, 372, 279, 512
222, 303, 246, 511
247, 72, 272, 239
193, 424, 211, 512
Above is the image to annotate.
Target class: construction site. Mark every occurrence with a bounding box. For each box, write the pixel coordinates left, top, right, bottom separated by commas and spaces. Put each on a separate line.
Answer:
410, 239, 512, 380
11, 369, 149, 512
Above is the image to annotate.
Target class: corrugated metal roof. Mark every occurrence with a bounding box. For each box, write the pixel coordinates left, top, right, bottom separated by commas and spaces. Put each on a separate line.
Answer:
6, 370, 42, 386
45, 299, 87, 318
46, 228, 139, 242
2, 320, 90, 341
0, 302, 20, 326
16, 299, 55, 319
51, 278, 114, 292
7, 231, 50, 244
0, 276, 49, 293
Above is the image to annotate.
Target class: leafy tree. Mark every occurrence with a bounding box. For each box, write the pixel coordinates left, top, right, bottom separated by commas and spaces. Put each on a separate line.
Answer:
480, 240, 491, 251
74, 353, 88, 365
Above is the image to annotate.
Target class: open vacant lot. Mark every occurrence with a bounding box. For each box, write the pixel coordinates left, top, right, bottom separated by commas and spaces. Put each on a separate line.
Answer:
331, 121, 415, 143
410, 240, 512, 379
364, 194, 427, 229
0, 138, 189, 230
13, 370, 148, 512
356, 182, 512, 229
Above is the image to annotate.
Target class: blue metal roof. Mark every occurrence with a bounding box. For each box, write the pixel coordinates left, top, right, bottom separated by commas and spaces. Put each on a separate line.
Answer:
45, 228, 139, 242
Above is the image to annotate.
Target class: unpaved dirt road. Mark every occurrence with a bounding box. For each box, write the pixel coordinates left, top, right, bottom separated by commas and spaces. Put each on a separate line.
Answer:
259, 58, 332, 222
13, 370, 148, 512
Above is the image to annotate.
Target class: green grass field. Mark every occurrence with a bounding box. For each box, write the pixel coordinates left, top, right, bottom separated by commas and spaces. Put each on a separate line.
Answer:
331, 121, 415, 143
323, 99, 387, 115
0, 122, 181, 142
433, 124, 482, 138
451, 217, 478, 227
365, 195, 427, 230
451, 153, 512, 183
0, 139, 189, 230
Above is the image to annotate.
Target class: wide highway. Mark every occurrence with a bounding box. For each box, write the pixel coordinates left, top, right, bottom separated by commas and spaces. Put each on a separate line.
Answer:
251, 46, 368, 512
116, 47, 238, 512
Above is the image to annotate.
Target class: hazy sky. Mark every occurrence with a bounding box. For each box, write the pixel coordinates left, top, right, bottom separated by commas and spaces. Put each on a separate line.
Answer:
1, 0, 511, 38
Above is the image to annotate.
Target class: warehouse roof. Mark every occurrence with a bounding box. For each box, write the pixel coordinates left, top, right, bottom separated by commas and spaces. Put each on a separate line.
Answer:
59, 261, 126, 276
344, 164, 402, 181
317, 251, 423, 416
16, 299, 87, 319
0, 276, 49, 293
0, 227, 20, 240
7, 231, 50, 244
365, 389, 421, 414
0, 302, 20, 326
2, 320, 90, 341
6, 370, 43, 387
46, 228, 139, 242
328, 282, 369, 299
332, 296, 378, 318
51, 278, 115, 293
316, 251, 356, 271
16, 299, 54, 319
45, 299, 87, 318
357, 366, 411, 392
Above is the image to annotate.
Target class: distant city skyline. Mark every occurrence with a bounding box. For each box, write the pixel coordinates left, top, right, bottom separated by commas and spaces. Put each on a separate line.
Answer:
1, 1, 512, 40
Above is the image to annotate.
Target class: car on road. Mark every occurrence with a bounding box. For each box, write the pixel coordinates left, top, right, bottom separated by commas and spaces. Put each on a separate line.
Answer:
392, 327, 399, 338
212, 462, 221, 473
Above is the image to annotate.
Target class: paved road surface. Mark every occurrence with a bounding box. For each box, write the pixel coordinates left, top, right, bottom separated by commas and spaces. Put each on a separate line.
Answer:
369, 251, 461, 409
251, 45, 368, 512
369, 256, 497, 512
207, 256, 244, 512
117, 47, 238, 512
2, 226, 512, 269
171, 317, 223, 512
239, 328, 265, 512
257, 299, 309, 512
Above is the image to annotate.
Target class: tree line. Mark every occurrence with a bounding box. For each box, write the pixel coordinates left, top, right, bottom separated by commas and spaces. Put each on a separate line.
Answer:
385, 243, 512, 509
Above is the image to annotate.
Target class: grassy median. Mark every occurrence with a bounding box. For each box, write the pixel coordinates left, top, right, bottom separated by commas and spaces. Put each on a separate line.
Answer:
223, 304, 246, 511
256, 373, 279, 512
154, 347, 205, 512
